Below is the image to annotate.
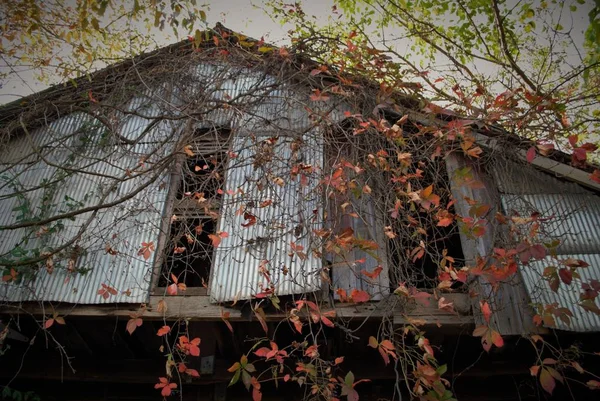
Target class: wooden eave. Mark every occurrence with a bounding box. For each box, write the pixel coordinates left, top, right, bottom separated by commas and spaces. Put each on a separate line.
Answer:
0, 293, 473, 327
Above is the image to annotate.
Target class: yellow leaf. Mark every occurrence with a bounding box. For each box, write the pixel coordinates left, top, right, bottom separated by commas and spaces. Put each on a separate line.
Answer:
183, 145, 194, 157
258, 46, 274, 53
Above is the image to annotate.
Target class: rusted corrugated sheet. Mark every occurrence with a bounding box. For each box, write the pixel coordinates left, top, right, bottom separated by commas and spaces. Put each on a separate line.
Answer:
209, 132, 324, 303
0, 95, 178, 304
521, 254, 600, 332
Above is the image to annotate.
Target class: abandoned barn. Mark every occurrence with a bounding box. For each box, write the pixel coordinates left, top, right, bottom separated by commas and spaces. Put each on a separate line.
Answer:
0, 25, 599, 401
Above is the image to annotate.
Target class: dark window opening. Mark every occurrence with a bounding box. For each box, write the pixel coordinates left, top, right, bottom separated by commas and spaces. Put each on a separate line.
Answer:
159, 218, 216, 288
159, 128, 230, 290
176, 155, 224, 202
325, 119, 466, 293
388, 217, 465, 290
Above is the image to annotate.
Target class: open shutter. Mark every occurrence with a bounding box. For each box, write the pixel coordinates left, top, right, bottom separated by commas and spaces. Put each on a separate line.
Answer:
209, 131, 323, 303
331, 196, 390, 300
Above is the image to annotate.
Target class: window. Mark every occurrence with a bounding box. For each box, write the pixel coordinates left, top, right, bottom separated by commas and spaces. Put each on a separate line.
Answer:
157, 128, 230, 292
326, 117, 465, 300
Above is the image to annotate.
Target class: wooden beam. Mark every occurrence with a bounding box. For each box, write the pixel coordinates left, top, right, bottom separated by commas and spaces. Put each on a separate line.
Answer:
1, 294, 473, 326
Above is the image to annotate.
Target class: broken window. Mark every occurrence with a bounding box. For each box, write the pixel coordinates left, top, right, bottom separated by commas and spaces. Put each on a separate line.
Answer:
158, 128, 231, 290
326, 118, 465, 299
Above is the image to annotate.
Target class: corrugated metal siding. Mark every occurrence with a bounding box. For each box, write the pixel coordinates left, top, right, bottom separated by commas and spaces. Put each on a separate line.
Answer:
0, 94, 178, 303
499, 185, 600, 331
492, 159, 589, 195
1, 61, 351, 305
209, 132, 324, 303
186, 63, 346, 133
521, 254, 600, 331
501, 194, 600, 254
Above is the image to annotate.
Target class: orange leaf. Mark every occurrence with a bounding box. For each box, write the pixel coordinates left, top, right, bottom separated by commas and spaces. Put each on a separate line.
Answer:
208, 233, 221, 247
480, 301, 492, 323
336, 288, 349, 302
157, 325, 171, 336
350, 289, 370, 303
334, 356, 344, 365
362, 265, 383, 279
221, 310, 234, 333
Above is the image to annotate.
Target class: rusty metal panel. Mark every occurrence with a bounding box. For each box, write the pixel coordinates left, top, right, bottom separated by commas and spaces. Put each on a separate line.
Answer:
521, 254, 600, 332
209, 131, 323, 303
0, 99, 177, 304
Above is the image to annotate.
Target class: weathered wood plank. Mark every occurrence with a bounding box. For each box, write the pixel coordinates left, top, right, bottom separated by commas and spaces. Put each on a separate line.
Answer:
1, 294, 473, 326
446, 152, 535, 335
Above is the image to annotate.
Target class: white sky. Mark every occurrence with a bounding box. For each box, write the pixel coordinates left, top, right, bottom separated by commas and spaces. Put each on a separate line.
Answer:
0, 0, 592, 106
0, 0, 335, 105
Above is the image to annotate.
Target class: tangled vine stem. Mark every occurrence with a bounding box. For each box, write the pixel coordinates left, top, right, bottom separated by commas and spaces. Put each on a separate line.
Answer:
1, 16, 600, 401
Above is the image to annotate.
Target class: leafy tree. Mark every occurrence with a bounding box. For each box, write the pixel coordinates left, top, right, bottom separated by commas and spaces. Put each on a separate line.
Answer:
269, 0, 600, 152
0, 0, 207, 82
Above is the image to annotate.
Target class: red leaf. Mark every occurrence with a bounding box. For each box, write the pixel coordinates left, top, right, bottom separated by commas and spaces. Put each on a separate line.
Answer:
540, 368, 556, 395
350, 289, 370, 303
362, 266, 383, 279
189, 344, 200, 357
157, 325, 171, 336
252, 385, 262, 401
569, 134, 578, 148
526, 146, 536, 163
320, 315, 335, 328
44, 318, 54, 329
491, 330, 504, 348
167, 283, 178, 296
138, 241, 155, 261
336, 288, 349, 302
334, 356, 344, 365
292, 318, 303, 334
255, 307, 268, 334
254, 347, 271, 358
241, 212, 257, 227
559, 268, 573, 285
126, 318, 143, 335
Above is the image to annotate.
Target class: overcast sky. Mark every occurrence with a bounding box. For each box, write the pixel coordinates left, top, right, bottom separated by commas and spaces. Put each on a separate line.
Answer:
0, 0, 592, 106
0, 0, 336, 105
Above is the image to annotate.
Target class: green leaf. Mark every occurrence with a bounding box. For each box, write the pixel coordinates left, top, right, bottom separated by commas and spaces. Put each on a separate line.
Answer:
345, 371, 355, 387
241, 370, 252, 391
229, 369, 241, 387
